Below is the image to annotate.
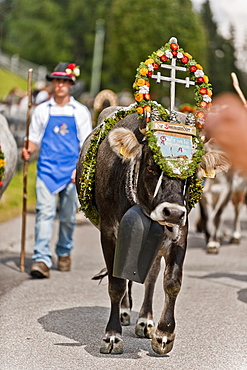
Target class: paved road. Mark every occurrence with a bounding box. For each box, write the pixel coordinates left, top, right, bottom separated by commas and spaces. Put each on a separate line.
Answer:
0, 205, 247, 370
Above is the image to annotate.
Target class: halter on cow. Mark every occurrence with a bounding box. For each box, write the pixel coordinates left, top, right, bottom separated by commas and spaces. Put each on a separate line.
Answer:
76, 37, 229, 355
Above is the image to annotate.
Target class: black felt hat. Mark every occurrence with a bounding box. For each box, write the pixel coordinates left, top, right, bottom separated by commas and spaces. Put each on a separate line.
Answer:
46, 62, 80, 84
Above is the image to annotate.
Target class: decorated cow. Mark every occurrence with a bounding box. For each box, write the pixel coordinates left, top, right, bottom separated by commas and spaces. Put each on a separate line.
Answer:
0, 113, 18, 199
76, 38, 229, 355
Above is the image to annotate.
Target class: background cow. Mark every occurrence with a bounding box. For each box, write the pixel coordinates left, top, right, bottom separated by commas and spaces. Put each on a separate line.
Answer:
76, 106, 228, 355
0, 113, 18, 199
197, 170, 247, 253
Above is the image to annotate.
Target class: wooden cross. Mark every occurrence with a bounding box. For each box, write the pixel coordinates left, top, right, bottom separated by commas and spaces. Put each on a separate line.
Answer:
151, 58, 195, 111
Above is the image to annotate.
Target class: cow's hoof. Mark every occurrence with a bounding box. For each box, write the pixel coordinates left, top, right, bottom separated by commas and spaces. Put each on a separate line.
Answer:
100, 334, 123, 354
230, 237, 240, 244
120, 310, 130, 326
151, 333, 175, 355
206, 241, 220, 254
135, 318, 155, 339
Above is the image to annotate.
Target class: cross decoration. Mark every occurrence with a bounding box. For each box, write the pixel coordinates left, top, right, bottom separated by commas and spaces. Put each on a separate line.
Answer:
151, 57, 195, 112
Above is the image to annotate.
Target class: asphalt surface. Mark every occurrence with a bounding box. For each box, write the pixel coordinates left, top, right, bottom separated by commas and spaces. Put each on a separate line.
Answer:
0, 205, 247, 370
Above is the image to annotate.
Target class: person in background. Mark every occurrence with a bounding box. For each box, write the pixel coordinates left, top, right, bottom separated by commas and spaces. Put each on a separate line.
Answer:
21, 62, 92, 278
205, 93, 247, 173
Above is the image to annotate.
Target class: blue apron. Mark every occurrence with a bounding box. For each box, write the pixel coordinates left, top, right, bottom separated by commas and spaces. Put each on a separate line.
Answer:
37, 114, 79, 194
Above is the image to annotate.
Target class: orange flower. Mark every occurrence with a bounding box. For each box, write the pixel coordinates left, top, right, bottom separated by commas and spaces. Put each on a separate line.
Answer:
197, 111, 205, 119
140, 68, 149, 76
184, 52, 192, 59
135, 93, 144, 102
137, 106, 144, 114
136, 78, 146, 87
145, 58, 154, 65
145, 81, 150, 87
196, 64, 203, 70
144, 105, 151, 112
203, 75, 209, 84
207, 89, 213, 97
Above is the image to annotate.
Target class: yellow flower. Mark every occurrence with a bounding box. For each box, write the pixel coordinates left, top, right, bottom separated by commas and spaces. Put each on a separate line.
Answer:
196, 64, 203, 70
207, 89, 213, 97
156, 50, 164, 57
136, 78, 146, 87
137, 106, 144, 114
145, 58, 154, 65
203, 75, 209, 84
184, 52, 192, 59
140, 68, 148, 76
0, 159, 6, 167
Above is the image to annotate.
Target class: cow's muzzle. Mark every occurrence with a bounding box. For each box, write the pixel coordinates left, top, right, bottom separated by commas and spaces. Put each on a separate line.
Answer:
150, 202, 187, 227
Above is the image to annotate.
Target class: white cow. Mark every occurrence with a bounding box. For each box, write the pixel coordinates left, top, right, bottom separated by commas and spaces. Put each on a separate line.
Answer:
0, 114, 18, 198
197, 170, 247, 253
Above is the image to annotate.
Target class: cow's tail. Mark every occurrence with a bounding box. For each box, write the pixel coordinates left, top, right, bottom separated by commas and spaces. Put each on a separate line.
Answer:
92, 268, 133, 309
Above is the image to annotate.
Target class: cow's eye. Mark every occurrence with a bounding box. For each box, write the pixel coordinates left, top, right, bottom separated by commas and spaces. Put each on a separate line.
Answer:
147, 165, 155, 174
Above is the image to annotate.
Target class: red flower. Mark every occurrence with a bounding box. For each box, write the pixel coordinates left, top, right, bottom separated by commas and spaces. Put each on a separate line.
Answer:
147, 71, 153, 77
199, 101, 208, 109
190, 65, 197, 73
67, 63, 76, 70
160, 55, 168, 63
153, 62, 159, 70
171, 50, 177, 57
170, 43, 178, 50
181, 56, 189, 64
199, 88, 207, 95
197, 77, 204, 84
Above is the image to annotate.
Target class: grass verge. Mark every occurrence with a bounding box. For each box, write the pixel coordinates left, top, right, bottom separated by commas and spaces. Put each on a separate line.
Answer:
0, 161, 37, 223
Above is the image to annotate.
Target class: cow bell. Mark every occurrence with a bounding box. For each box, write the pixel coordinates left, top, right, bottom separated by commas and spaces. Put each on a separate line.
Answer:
113, 205, 164, 284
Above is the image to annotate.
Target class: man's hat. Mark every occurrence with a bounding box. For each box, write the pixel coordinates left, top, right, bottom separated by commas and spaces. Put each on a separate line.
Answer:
46, 62, 80, 85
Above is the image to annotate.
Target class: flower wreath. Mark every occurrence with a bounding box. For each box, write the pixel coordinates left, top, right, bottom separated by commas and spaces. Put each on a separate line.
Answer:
133, 37, 212, 180
133, 38, 212, 127
0, 146, 6, 187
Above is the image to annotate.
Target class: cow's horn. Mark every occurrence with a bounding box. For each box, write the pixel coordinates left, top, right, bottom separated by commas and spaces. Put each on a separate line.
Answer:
139, 110, 147, 135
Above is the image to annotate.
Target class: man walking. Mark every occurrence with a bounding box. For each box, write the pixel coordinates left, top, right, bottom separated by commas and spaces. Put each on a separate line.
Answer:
21, 62, 92, 278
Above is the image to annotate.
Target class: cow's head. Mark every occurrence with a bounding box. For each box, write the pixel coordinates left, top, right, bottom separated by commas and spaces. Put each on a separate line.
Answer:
108, 122, 230, 238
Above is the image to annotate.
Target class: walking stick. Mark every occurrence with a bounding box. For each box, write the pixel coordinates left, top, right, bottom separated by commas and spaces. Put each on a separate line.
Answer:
20, 68, 33, 272
231, 72, 247, 105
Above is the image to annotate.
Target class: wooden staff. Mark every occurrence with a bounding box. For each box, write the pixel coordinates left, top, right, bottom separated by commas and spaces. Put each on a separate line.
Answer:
231, 72, 247, 105
20, 68, 33, 272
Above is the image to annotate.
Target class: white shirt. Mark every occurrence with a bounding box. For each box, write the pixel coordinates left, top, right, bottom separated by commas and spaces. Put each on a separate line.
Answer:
29, 96, 92, 147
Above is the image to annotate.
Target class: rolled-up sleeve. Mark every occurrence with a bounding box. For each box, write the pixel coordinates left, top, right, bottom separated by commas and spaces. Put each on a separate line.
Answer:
74, 105, 92, 147
28, 103, 49, 146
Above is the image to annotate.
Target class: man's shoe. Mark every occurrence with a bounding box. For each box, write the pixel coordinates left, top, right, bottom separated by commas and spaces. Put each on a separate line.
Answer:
58, 255, 71, 271
30, 262, 50, 278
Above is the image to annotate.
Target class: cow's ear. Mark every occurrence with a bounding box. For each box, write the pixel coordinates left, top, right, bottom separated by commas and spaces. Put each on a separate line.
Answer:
108, 127, 142, 161
198, 150, 230, 178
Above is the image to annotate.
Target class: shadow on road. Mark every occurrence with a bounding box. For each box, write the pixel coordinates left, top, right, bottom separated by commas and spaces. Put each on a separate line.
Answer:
188, 272, 247, 304
38, 306, 166, 359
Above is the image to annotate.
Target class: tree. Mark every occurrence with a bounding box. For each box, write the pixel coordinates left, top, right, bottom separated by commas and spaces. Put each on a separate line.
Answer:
200, 0, 246, 96
2, 0, 73, 68
102, 0, 208, 104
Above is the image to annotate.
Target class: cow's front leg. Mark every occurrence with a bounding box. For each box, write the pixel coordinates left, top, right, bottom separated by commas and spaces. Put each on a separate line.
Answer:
135, 254, 162, 338
151, 227, 187, 355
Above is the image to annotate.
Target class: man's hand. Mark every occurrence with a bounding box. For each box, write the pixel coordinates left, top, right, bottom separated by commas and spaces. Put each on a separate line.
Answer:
21, 141, 37, 161
71, 169, 76, 183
